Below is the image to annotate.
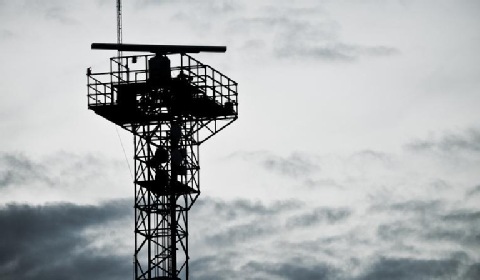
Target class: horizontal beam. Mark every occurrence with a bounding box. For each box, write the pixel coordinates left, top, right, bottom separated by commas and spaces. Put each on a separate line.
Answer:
91, 43, 227, 54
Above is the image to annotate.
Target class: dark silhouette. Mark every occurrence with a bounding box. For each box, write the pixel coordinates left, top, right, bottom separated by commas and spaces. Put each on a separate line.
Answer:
86, 43, 238, 280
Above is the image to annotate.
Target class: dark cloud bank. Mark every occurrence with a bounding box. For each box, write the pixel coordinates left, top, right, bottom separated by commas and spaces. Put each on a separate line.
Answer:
0, 200, 132, 280
1, 196, 479, 279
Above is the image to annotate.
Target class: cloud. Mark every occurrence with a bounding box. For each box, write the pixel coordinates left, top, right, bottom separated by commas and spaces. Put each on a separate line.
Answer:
204, 221, 273, 247
429, 210, 480, 248
137, 0, 244, 19
372, 198, 480, 247
242, 260, 339, 280
0, 29, 14, 40
190, 251, 341, 280
43, 6, 77, 24
464, 263, 480, 280
0, 199, 132, 280
1, 193, 479, 280
194, 197, 301, 247
236, 3, 399, 61
191, 196, 479, 278
381, 199, 442, 213
186, 0, 242, 14
466, 185, 480, 197
0, 143, 478, 279
0, 152, 50, 188
230, 8, 399, 62
0, 151, 130, 203
442, 209, 480, 223
0, 0, 79, 24
275, 42, 399, 61
195, 197, 301, 219
358, 257, 461, 280
406, 128, 480, 154
286, 207, 351, 227
138, 0, 236, 7
231, 151, 320, 178
131, 0, 399, 62
192, 254, 480, 280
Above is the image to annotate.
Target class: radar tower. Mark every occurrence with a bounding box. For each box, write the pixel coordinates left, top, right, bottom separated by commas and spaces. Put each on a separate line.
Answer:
87, 4, 238, 278
87, 38, 237, 280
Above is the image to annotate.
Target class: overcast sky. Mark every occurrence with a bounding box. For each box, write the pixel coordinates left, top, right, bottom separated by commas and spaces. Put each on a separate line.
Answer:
1, 0, 480, 279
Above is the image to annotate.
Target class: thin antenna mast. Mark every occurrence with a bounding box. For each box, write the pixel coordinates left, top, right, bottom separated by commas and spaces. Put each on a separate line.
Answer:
116, 0, 122, 56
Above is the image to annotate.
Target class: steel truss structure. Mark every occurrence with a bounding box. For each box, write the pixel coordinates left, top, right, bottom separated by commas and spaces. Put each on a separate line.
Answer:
87, 49, 238, 279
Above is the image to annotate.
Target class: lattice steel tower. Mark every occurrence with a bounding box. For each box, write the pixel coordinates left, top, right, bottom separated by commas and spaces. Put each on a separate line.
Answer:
87, 43, 238, 279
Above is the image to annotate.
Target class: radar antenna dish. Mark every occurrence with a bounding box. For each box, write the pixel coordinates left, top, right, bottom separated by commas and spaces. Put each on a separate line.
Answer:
91, 43, 227, 54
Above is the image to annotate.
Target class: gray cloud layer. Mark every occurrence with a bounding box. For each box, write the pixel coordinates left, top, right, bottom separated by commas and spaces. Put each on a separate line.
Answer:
190, 195, 480, 279
0, 152, 49, 188
233, 5, 399, 61
0, 200, 132, 280
286, 207, 351, 227
406, 128, 480, 154
231, 151, 320, 178
0, 137, 479, 279
0, 151, 130, 203
0, 194, 478, 279
132, 0, 399, 62
359, 257, 463, 280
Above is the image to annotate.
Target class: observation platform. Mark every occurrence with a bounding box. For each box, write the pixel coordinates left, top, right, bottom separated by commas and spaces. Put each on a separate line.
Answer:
87, 53, 238, 127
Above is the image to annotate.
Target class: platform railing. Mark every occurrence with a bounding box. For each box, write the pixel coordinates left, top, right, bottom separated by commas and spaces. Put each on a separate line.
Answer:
87, 53, 238, 111
87, 73, 113, 106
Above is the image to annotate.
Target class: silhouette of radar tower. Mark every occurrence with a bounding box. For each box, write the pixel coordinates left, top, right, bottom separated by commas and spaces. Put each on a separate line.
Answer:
86, 43, 238, 280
